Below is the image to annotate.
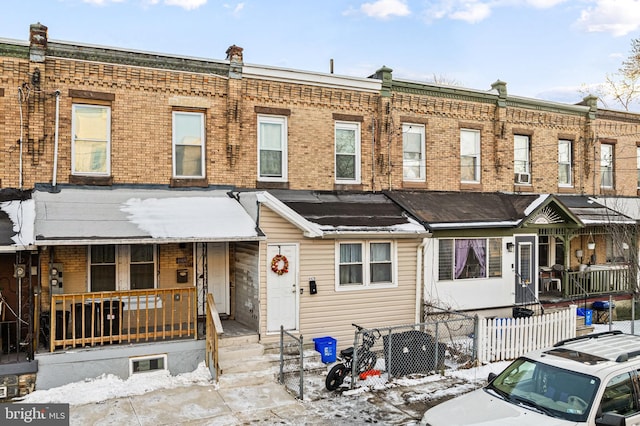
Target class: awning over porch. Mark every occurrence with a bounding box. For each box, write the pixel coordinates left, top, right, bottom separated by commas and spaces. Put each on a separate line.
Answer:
557, 195, 636, 225
33, 187, 263, 245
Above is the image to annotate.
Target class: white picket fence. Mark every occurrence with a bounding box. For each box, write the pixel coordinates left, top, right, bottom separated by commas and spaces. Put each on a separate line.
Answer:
477, 305, 577, 363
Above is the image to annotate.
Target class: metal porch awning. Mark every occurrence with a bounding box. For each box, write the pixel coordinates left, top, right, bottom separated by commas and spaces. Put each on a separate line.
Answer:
34, 187, 263, 245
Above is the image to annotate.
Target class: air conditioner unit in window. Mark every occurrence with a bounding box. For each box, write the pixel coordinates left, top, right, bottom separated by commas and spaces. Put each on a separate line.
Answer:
514, 172, 531, 184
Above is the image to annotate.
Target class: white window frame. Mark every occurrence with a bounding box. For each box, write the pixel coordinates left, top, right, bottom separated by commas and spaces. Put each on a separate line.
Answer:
460, 129, 481, 183
637, 146, 640, 189
402, 123, 425, 181
257, 115, 288, 181
514, 134, 531, 184
129, 354, 168, 376
335, 241, 397, 291
88, 244, 157, 292
71, 103, 111, 176
437, 237, 503, 281
334, 121, 361, 184
558, 139, 572, 187
172, 111, 205, 178
601, 143, 614, 189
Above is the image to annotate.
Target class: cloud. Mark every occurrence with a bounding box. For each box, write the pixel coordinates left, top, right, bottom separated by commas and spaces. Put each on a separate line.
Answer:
576, 0, 640, 36
423, 0, 493, 24
81, 0, 125, 5
164, 0, 207, 10
525, 0, 568, 8
449, 2, 492, 23
359, 0, 411, 19
223, 2, 245, 15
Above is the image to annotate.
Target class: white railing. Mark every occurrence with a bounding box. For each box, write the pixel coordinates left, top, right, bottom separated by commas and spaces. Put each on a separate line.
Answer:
477, 305, 577, 363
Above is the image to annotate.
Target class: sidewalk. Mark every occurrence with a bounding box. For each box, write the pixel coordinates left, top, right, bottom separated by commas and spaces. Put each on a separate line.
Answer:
70, 381, 312, 425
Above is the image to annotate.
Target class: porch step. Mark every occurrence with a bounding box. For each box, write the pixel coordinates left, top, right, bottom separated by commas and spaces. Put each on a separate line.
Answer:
216, 341, 325, 388
218, 333, 259, 348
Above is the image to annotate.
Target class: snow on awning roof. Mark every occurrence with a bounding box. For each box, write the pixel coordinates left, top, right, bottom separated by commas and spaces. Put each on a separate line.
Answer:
34, 187, 263, 245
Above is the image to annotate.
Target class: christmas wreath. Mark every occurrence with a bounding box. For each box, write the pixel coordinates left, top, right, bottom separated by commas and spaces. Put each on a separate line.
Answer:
271, 254, 289, 275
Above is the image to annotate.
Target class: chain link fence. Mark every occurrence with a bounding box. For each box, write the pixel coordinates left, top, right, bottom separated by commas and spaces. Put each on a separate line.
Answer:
343, 310, 477, 390
278, 326, 306, 399
591, 294, 640, 335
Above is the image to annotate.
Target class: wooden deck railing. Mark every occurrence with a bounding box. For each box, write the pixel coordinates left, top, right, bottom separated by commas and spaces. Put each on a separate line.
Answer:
49, 287, 197, 351
204, 293, 223, 382
564, 266, 630, 298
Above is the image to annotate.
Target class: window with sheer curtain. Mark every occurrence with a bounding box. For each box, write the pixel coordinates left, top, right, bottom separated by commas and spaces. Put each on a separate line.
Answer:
338, 241, 394, 288
601, 143, 614, 188
72, 104, 111, 175
438, 238, 502, 281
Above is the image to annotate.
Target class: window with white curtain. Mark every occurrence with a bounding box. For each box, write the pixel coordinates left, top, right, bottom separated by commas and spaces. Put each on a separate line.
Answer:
72, 104, 111, 175
460, 129, 480, 182
337, 241, 395, 289
172, 111, 205, 178
558, 139, 572, 187
258, 115, 287, 181
402, 124, 425, 181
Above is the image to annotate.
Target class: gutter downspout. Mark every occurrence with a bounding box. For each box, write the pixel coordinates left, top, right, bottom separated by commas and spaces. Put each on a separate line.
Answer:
52, 90, 60, 188
415, 237, 429, 323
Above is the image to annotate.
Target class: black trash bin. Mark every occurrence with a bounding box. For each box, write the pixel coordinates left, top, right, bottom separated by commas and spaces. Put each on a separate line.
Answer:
513, 307, 534, 318
102, 300, 124, 338
74, 303, 100, 341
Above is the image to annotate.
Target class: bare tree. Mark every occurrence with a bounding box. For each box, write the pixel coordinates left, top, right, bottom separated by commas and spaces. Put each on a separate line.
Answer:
426, 74, 462, 87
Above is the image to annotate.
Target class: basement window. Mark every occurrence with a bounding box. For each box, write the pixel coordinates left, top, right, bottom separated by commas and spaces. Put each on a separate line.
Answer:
129, 354, 167, 376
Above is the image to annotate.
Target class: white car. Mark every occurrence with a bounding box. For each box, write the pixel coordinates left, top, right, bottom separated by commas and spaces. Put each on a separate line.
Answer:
422, 331, 640, 426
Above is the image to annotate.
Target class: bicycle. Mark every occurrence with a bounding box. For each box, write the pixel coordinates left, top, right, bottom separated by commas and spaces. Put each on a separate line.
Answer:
325, 323, 381, 391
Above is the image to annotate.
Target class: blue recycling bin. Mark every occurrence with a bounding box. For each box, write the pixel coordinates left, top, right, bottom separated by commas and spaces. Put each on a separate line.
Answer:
577, 308, 593, 326
313, 336, 337, 363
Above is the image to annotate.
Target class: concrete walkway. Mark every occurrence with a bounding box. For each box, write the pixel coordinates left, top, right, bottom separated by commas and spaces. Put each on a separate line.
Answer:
70, 382, 310, 425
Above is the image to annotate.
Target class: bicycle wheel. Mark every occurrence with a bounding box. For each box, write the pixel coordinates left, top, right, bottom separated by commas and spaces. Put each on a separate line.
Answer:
325, 363, 348, 391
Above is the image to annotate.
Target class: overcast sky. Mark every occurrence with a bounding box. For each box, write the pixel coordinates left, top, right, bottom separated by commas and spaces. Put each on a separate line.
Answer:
3, 0, 640, 108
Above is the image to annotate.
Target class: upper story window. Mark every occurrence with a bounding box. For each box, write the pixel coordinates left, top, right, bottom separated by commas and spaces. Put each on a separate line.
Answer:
172, 111, 205, 178
90, 244, 156, 292
336, 241, 395, 289
335, 121, 361, 183
402, 124, 425, 181
72, 104, 111, 176
514, 135, 531, 184
258, 115, 287, 181
600, 143, 614, 188
558, 139, 572, 187
438, 238, 502, 281
460, 129, 481, 183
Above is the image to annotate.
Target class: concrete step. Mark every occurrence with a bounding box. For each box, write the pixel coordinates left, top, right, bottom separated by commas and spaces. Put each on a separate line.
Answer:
218, 333, 259, 347
218, 342, 264, 363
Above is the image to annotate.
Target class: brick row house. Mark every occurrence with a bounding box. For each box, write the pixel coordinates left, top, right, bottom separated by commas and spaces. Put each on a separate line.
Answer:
0, 23, 638, 394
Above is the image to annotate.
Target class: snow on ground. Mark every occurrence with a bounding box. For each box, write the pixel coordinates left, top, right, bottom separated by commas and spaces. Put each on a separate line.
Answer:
18, 362, 215, 405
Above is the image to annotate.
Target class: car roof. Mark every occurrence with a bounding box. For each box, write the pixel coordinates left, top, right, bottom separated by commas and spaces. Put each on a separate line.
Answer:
525, 331, 640, 377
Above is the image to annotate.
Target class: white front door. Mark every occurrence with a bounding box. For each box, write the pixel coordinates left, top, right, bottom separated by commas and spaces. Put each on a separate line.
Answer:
266, 244, 298, 332
198, 242, 229, 315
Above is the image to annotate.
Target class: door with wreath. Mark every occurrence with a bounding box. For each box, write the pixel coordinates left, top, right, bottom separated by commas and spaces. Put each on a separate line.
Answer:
266, 244, 298, 332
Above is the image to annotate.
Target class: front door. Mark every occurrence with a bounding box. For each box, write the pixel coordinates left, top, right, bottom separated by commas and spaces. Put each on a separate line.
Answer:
266, 244, 298, 332
196, 243, 229, 316
515, 236, 536, 304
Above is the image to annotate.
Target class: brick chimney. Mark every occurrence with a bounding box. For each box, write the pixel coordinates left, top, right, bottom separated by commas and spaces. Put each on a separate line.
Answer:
29, 22, 48, 63
226, 45, 243, 79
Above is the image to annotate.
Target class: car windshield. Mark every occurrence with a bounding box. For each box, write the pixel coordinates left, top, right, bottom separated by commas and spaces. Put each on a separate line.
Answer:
486, 357, 600, 423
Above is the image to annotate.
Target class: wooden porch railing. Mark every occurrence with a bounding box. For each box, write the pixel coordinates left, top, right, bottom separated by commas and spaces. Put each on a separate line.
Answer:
49, 287, 197, 351
564, 266, 630, 298
204, 293, 223, 382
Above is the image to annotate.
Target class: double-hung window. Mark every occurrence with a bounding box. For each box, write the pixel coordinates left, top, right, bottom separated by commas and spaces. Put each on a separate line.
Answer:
72, 104, 111, 175
438, 238, 502, 281
558, 139, 572, 187
89, 244, 156, 292
337, 241, 394, 289
601, 143, 614, 189
335, 121, 361, 183
514, 135, 531, 184
460, 129, 480, 183
258, 115, 287, 181
402, 124, 425, 181
172, 111, 205, 178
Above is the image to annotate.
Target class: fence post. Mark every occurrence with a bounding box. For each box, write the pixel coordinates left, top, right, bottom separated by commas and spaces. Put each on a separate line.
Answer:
434, 322, 440, 372
279, 325, 284, 384
474, 315, 481, 364
299, 334, 304, 400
